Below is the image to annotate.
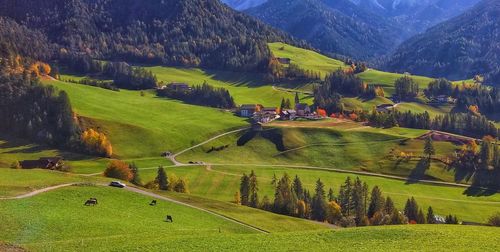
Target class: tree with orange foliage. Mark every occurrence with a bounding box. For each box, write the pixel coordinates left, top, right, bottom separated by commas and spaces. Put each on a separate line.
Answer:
104, 160, 133, 181
468, 105, 480, 115
81, 128, 113, 157
349, 113, 358, 121
317, 108, 327, 117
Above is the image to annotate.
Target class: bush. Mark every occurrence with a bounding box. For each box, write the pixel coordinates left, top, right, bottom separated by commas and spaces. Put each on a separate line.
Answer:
104, 160, 132, 181
81, 129, 113, 157
10, 161, 21, 169
488, 212, 500, 227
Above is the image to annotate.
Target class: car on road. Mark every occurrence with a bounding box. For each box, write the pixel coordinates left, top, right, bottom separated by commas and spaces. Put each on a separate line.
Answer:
109, 181, 126, 188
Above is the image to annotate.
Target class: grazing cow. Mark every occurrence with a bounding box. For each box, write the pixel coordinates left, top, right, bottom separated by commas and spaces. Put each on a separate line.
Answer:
84, 198, 98, 206
150, 200, 157, 206
165, 215, 173, 222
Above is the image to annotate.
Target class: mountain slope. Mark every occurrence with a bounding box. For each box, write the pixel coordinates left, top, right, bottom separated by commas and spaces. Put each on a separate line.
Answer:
0, 0, 299, 71
385, 0, 500, 82
246, 0, 401, 59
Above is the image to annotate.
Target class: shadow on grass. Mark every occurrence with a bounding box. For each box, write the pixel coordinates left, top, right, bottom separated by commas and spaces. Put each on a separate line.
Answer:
406, 158, 430, 184
462, 186, 498, 197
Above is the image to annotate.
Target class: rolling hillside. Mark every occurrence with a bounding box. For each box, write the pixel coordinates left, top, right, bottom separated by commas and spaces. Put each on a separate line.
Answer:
386, 0, 500, 82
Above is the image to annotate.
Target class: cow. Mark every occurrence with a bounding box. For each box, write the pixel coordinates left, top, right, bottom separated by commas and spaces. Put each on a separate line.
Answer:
150, 200, 157, 206
165, 215, 173, 222
84, 198, 98, 206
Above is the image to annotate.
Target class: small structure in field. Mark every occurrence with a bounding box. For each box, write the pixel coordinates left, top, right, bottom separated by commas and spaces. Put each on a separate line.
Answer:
20, 157, 64, 169
429, 95, 456, 104
167, 82, 190, 91
254, 107, 279, 123
276, 57, 291, 64
280, 109, 297, 120
239, 104, 263, 117
295, 103, 311, 116
376, 104, 395, 113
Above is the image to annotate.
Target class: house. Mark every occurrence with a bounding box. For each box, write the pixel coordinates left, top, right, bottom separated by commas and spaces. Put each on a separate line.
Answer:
276, 57, 291, 64
430, 95, 456, 104
295, 103, 311, 116
254, 107, 279, 123
167, 82, 190, 91
280, 109, 297, 120
261, 107, 278, 116
239, 104, 263, 117
20, 157, 64, 170
376, 104, 395, 113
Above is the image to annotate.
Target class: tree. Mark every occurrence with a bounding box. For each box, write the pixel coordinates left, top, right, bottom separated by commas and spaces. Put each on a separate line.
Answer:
273, 173, 296, 216
394, 76, 419, 100
156, 166, 168, 191
240, 173, 250, 206
234, 191, 241, 205
104, 160, 132, 181
328, 188, 335, 202
352, 177, 367, 225
417, 208, 426, 224
487, 212, 500, 227
426, 206, 436, 224
367, 186, 385, 218
292, 175, 304, 200
384, 196, 395, 214
129, 162, 141, 186
249, 170, 259, 208
404, 197, 419, 222
174, 178, 189, 193
294, 92, 300, 106
10, 160, 21, 169
311, 179, 327, 221
423, 136, 436, 160
325, 201, 342, 224
271, 173, 278, 188
297, 200, 307, 218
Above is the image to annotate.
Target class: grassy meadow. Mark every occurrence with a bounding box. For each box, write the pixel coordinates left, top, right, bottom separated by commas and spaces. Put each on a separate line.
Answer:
138, 165, 500, 224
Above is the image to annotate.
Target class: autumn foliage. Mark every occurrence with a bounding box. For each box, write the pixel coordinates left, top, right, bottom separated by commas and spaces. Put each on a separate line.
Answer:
316, 108, 327, 117
104, 160, 133, 181
81, 129, 113, 157
29, 61, 51, 77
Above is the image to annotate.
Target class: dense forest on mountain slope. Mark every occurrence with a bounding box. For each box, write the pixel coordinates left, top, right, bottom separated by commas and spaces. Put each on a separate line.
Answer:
246, 0, 400, 59
385, 0, 500, 83
0, 0, 302, 72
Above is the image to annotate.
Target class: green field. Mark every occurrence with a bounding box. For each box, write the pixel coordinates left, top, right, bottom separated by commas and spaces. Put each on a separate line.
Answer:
44, 79, 247, 159
139, 165, 500, 224
356, 69, 434, 96
0, 185, 255, 251
146, 66, 313, 106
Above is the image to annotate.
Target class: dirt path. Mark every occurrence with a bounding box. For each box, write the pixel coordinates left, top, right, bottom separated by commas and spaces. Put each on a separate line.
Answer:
0, 183, 76, 200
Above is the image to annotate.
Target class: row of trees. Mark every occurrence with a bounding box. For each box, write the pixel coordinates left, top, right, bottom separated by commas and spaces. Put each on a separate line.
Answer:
61, 56, 158, 90
267, 57, 322, 83
394, 76, 419, 101
367, 109, 498, 138
238, 172, 452, 227
157, 82, 236, 109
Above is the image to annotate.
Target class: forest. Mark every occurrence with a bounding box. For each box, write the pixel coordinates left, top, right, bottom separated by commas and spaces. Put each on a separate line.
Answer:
157, 82, 236, 109
0, 0, 302, 72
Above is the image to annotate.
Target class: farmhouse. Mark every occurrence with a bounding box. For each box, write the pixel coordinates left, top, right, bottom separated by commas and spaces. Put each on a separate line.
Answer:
239, 104, 263, 117
20, 157, 64, 170
280, 109, 297, 120
430, 95, 456, 104
254, 107, 279, 123
167, 82, 190, 91
295, 103, 311, 116
276, 57, 291, 64
376, 104, 395, 113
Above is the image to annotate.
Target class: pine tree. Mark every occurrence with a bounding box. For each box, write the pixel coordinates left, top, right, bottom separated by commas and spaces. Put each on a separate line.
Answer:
338, 177, 353, 216
312, 179, 327, 221
129, 162, 141, 185
280, 98, 286, 111
424, 136, 436, 159
352, 177, 366, 225
271, 173, 278, 188
328, 188, 335, 202
426, 206, 436, 224
404, 197, 419, 222
417, 208, 426, 224
367, 186, 385, 218
240, 173, 250, 206
249, 170, 259, 208
156, 166, 168, 191
384, 196, 395, 215
292, 175, 304, 200
294, 92, 300, 106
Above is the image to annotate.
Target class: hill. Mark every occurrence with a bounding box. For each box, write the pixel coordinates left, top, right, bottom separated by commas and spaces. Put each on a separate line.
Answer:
386, 0, 500, 82
246, 0, 401, 59
0, 0, 299, 71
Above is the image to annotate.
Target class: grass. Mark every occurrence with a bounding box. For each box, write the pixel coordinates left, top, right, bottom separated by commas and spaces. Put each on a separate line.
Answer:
175, 125, 460, 182
0, 185, 256, 251
268, 42, 348, 78
356, 69, 434, 96
146, 66, 313, 106
44, 79, 247, 159
139, 165, 500, 224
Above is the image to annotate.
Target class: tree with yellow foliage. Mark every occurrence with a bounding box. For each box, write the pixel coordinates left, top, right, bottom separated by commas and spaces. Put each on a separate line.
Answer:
81, 128, 113, 157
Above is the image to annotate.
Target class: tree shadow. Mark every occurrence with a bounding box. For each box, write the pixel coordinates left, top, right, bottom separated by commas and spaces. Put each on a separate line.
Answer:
406, 158, 430, 183
261, 129, 286, 152
462, 186, 498, 197
237, 130, 257, 146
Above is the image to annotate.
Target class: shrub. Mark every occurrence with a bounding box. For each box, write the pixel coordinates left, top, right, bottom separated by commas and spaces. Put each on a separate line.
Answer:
104, 160, 132, 181
10, 161, 21, 169
487, 212, 500, 227
81, 129, 113, 157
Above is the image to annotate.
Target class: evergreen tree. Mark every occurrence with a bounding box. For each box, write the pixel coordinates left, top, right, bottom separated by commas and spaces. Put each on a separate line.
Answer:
292, 175, 304, 200
417, 208, 426, 224
328, 188, 335, 202
240, 173, 250, 206
426, 206, 436, 224
367, 186, 385, 218
294, 92, 300, 106
249, 170, 259, 208
424, 136, 436, 160
273, 173, 296, 215
280, 98, 286, 111
384, 196, 395, 215
338, 177, 353, 216
352, 177, 366, 225
311, 179, 327, 221
271, 173, 278, 188
156, 166, 168, 191
404, 197, 419, 222
129, 162, 141, 186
